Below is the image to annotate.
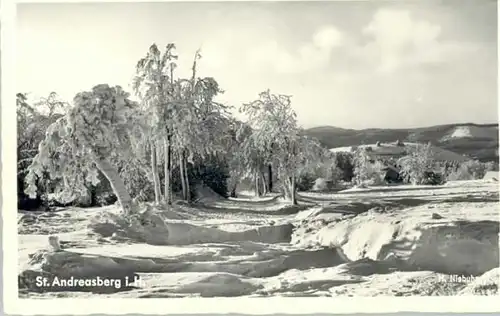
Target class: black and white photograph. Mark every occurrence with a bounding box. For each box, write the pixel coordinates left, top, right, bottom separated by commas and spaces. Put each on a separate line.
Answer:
5, 0, 500, 311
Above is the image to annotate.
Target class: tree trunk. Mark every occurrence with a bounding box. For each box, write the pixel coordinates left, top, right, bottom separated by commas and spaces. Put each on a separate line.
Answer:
254, 172, 261, 197
230, 185, 237, 198
155, 149, 162, 198
94, 157, 133, 215
167, 138, 173, 204
184, 153, 191, 202
163, 141, 168, 202
290, 175, 297, 205
267, 164, 273, 192
283, 178, 291, 200
163, 137, 172, 206
260, 171, 267, 195
179, 152, 187, 200
151, 144, 162, 204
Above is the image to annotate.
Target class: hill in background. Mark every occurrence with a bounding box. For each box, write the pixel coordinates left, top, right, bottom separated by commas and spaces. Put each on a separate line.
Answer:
305, 123, 499, 162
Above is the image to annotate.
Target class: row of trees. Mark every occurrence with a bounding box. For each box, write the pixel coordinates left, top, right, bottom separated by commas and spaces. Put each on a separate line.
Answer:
349, 143, 496, 187
19, 43, 497, 213
20, 43, 331, 214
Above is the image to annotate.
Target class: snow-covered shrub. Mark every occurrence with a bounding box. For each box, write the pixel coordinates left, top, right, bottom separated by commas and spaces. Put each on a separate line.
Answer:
399, 143, 436, 185
292, 149, 342, 192
353, 149, 385, 186
312, 178, 328, 191
447, 165, 473, 181
118, 158, 155, 202
447, 160, 495, 181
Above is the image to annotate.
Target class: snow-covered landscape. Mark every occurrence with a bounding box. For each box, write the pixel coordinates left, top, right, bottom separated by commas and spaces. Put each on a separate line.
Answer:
11, 0, 499, 306
18, 177, 499, 298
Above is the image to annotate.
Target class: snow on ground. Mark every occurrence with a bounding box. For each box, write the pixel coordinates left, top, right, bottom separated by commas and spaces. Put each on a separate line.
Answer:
293, 200, 498, 274
440, 125, 498, 142
444, 126, 473, 140
483, 171, 499, 181
18, 179, 499, 297
329, 146, 355, 153
231, 190, 283, 200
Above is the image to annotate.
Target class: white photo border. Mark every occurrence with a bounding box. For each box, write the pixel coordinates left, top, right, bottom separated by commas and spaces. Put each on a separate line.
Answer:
2, 0, 500, 314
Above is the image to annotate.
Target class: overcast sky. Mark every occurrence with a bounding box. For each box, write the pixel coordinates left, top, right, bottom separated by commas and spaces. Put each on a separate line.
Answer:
16, 0, 497, 129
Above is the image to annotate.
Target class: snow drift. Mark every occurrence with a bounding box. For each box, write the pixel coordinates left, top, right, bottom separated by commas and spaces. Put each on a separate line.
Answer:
19, 248, 140, 293
19, 236, 348, 294
18, 179, 499, 297
293, 204, 499, 276
88, 207, 294, 245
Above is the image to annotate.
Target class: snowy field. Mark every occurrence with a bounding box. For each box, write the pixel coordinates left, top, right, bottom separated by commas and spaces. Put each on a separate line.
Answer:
18, 179, 499, 298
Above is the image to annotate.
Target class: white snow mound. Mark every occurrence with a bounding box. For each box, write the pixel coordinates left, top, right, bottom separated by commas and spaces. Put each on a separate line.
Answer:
88, 208, 294, 246
293, 204, 499, 276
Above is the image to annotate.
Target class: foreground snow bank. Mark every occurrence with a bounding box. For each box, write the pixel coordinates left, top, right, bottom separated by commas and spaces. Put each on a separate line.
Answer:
88, 208, 293, 245
293, 202, 499, 276
19, 234, 350, 295
19, 244, 139, 293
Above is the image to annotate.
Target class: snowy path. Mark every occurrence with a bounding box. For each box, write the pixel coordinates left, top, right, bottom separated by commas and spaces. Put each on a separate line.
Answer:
18, 180, 499, 297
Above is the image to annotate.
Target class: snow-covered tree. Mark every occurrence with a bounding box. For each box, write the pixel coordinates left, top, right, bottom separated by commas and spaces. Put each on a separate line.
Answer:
225, 119, 254, 197
173, 53, 231, 201
241, 90, 326, 204
243, 135, 269, 197
284, 134, 329, 202
297, 154, 339, 191
18, 93, 74, 208
399, 143, 436, 185
240, 90, 296, 199
17, 93, 67, 177
25, 84, 138, 215
328, 157, 344, 185
33, 92, 69, 116
447, 159, 495, 181
133, 43, 178, 204
133, 44, 229, 203
352, 148, 385, 186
